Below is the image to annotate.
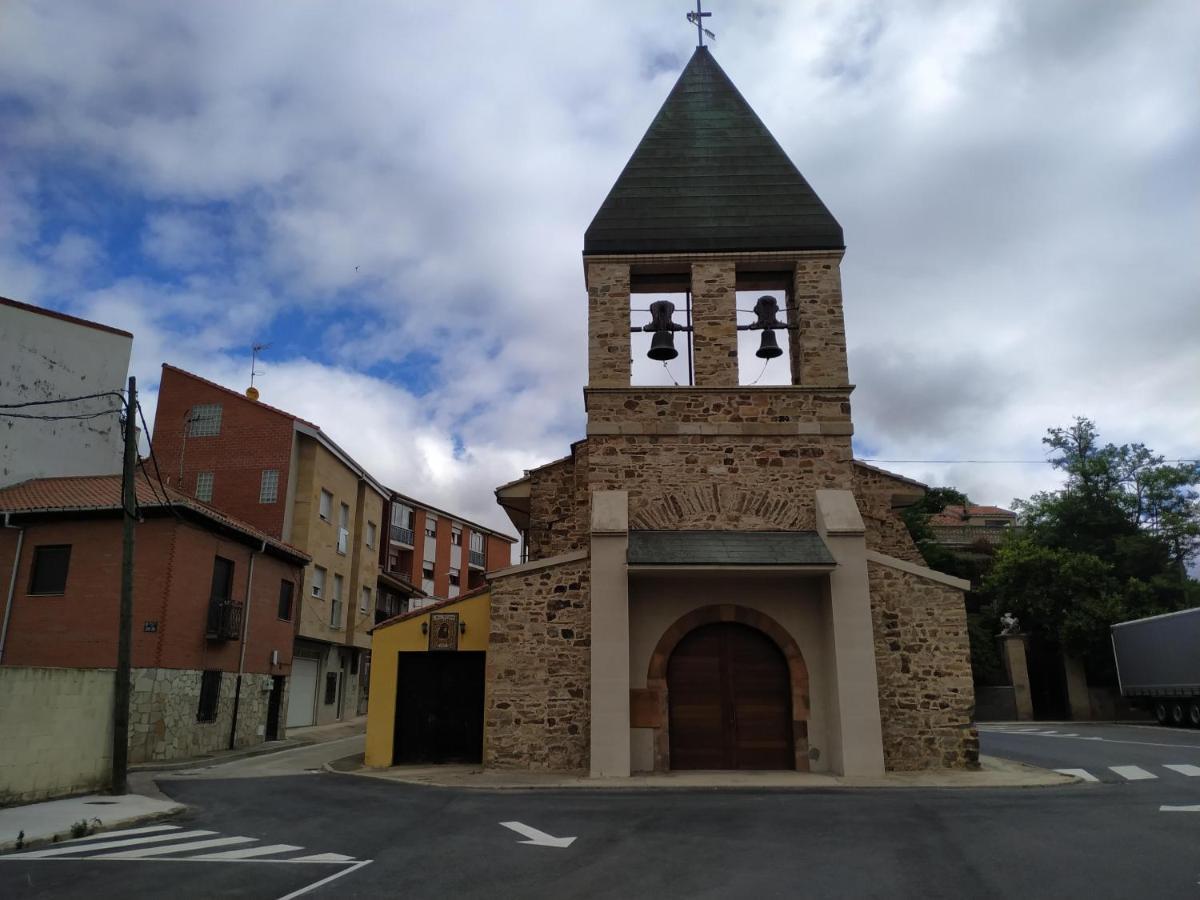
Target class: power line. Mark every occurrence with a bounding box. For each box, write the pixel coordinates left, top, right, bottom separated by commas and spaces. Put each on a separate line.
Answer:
0, 391, 125, 409
0, 407, 123, 421
135, 400, 183, 521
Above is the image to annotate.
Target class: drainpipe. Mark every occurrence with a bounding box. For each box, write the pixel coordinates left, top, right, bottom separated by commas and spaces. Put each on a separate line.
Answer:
228, 540, 264, 750
1, 512, 25, 665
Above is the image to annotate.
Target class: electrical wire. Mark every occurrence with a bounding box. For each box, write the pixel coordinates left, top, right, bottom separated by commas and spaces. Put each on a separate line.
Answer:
0, 407, 123, 421
136, 400, 184, 521
0, 391, 126, 409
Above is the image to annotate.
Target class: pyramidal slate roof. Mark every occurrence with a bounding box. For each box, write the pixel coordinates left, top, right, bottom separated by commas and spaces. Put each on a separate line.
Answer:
584, 47, 843, 256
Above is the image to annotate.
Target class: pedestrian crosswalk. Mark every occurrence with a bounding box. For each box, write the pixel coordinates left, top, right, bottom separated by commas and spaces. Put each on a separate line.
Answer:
1, 824, 365, 865
979, 724, 1200, 783
1053, 764, 1200, 783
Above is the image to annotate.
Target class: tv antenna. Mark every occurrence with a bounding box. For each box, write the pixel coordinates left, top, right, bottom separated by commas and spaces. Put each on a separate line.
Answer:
687, 1, 715, 47
250, 342, 271, 390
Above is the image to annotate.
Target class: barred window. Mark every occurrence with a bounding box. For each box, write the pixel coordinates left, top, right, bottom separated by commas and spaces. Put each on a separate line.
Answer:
195, 471, 214, 502
188, 404, 222, 437
259, 469, 279, 504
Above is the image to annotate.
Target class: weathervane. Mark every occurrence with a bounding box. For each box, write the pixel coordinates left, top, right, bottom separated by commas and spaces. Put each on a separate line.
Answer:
686, 1, 715, 48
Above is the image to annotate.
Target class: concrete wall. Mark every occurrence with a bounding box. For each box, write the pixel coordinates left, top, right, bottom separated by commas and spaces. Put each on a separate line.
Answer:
0, 299, 132, 488
628, 574, 830, 773
0, 666, 115, 804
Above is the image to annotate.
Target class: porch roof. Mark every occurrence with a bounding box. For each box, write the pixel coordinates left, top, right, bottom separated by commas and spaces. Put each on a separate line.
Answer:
627, 530, 835, 567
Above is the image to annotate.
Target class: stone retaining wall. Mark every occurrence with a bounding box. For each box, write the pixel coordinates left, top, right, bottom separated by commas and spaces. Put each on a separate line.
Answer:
868, 561, 978, 770
485, 557, 591, 771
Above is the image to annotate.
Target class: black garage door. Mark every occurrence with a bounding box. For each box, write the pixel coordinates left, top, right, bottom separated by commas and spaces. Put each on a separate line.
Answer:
393, 652, 486, 765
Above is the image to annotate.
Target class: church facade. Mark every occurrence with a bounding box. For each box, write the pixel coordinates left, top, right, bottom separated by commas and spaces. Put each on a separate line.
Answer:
488, 47, 977, 776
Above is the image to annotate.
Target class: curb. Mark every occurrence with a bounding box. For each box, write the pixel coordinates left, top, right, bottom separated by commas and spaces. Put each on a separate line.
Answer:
1, 803, 187, 854
129, 739, 304, 773
323, 755, 1078, 793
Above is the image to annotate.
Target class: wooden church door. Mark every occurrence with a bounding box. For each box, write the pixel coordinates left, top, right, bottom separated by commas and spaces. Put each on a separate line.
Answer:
667, 622, 794, 770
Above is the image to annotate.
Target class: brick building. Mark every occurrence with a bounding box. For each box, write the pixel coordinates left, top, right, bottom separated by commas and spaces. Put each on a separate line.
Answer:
485, 47, 977, 777
0, 473, 309, 764
151, 365, 515, 725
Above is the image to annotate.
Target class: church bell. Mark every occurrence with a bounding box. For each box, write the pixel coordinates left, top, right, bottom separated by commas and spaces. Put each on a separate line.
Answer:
756, 329, 783, 359
648, 330, 679, 361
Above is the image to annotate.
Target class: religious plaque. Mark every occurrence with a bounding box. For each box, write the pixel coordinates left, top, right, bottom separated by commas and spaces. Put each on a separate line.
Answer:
428, 612, 459, 651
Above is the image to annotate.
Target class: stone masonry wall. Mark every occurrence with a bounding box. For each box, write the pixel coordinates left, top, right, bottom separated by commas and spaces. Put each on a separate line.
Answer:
485, 558, 590, 771
853, 463, 925, 564
589, 433, 854, 532
791, 253, 850, 386
587, 263, 631, 388
527, 446, 590, 562
690, 261, 738, 386
868, 561, 978, 770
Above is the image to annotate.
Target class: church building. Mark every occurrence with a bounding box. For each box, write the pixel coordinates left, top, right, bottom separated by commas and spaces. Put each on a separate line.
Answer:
488, 46, 977, 776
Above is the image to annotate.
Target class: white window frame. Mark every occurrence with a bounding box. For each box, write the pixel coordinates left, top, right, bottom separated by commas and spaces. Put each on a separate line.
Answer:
366, 521, 377, 549
311, 565, 326, 598
195, 471, 214, 502
391, 504, 413, 529
259, 469, 279, 504
424, 514, 438, 538
360, 585, 371, 613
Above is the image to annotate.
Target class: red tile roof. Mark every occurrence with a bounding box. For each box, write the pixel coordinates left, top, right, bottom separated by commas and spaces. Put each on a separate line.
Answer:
0, 473, 310, 563
929, 504, 1017, 525
370, 583, 490, 633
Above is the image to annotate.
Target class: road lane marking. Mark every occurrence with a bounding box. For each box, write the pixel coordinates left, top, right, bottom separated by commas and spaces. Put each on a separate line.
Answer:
289, 852, 357, 862
1161, 805, 1200, 812
59, 825, 183, 842
189, 844, 305, 860
500, 821, 577, 848
1054, 768, 1099, 782
92, 836, 257, 858
275, 859, 373, 900
8, 829, 216, 857
1164, 764, 1200, 777
984, 731, 1200, 751
1110, 766, 1157, 781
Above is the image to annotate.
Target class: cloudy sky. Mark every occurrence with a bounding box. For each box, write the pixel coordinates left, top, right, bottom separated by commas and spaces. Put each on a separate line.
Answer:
2, 1, 1197, 534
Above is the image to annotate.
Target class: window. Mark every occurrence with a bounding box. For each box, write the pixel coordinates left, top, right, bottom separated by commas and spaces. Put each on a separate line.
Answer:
28, 545, 71, 595
210, 556, 234, 603
392, 503, 413, 529
331, 574, 344, 627
197, 670, 222, 722
451, 528, 462, 546
319, 489, 332, 521
259, 469, 280, 504
448, 568, 460, 599
195, 471, 214, 502
337, 503, 350, 554
278, 580, 294, 620
421, 563, 435, 596
324, 672, 338, 705
311, 565, 326, 598
188, 404, 222, 437
469, 530, 486, 568
366, 521, 377, 549
424, 514, 438, 538
360, 585, 371, 613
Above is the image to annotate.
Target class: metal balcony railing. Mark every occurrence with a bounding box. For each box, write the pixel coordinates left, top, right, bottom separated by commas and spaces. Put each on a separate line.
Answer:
468, 550, 486, 568
391, 525, 414, 546
205, 600, 244, 641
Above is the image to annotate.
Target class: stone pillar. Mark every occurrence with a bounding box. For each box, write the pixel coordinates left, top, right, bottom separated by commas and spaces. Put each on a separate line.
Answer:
690, 261, 737, 386
587, 263, 631, 387
1063, 653, 1091, 721
815, 489, 886, 776
589, 490, 630, 776
791, 253, 849, 386
999, 634, 1034, 721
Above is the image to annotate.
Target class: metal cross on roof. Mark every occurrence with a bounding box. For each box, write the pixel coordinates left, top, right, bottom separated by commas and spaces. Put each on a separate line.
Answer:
686, 0, 715, 48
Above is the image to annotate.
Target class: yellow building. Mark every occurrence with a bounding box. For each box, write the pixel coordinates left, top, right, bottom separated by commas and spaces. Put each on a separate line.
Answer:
364, 587, 490, 768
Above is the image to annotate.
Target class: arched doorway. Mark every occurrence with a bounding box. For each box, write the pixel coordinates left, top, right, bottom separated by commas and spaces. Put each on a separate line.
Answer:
667, 622, 794, 770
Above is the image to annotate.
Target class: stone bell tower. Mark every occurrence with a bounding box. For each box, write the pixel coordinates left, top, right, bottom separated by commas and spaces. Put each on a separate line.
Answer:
488, 46, 977, 780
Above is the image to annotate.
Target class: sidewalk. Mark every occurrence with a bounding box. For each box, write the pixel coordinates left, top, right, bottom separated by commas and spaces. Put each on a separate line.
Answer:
0, 792, 183, 852
330, 753, 1077, 791
2, 717, 366, 851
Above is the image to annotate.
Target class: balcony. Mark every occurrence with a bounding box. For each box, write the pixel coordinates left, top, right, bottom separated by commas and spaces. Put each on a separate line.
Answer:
390, 525, 414, 546
468, 550, 486, 568
206, 600, 243, 641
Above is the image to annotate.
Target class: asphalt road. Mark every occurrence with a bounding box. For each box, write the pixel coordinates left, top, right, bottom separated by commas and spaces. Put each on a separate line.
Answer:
3, 725, 1200, 899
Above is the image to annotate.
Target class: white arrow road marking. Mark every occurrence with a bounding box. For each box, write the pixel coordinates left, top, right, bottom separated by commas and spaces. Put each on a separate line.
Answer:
500, 821, 577, 848
1164, 764, 1200, 777
1160, 805, 1200, 812
1054, 768, 1099, 782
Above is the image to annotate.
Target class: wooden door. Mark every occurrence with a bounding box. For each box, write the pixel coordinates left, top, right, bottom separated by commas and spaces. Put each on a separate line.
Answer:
667, 622, 793, 770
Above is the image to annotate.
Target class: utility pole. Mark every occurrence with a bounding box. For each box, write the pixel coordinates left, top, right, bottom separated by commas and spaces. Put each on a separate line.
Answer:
112, 375, 136, 795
